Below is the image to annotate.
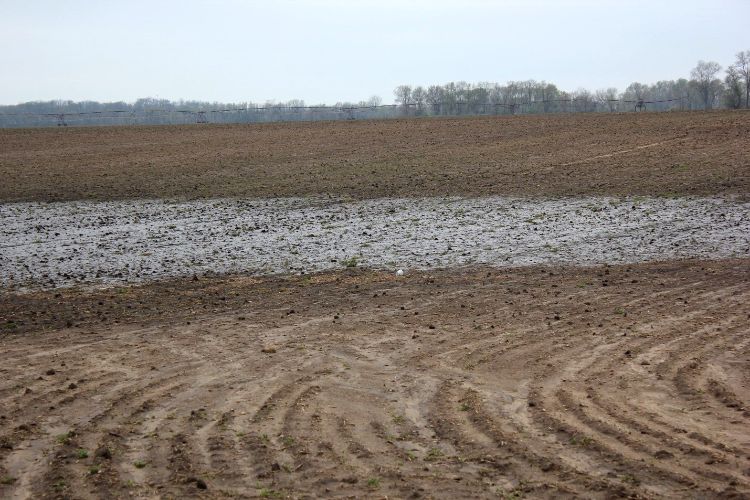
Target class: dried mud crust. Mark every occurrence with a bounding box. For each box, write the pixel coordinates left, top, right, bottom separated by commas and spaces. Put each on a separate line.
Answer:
1, 259, 749, 498
1, 111, 749, 203
3, 195, 749, 290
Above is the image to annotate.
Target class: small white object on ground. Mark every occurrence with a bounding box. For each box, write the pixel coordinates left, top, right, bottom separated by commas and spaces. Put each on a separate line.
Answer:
396, 269, 404, 276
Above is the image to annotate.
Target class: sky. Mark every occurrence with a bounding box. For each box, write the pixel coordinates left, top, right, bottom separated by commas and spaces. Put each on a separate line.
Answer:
1, 0, 748, 105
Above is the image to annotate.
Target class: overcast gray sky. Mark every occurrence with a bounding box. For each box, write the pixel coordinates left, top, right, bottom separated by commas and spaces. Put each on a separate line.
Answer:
1, 0, 748, 105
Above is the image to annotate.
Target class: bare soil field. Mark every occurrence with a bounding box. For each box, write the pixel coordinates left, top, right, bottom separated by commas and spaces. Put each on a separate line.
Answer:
0, 260, 749, 498
2, 195, 748, 290
1, 111, 749, 203
1, 111, 749, 498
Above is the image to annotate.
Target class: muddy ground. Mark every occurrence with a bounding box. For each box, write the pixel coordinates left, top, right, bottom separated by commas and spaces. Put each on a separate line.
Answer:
0, 260, 749, 498
1, 111, 748, 203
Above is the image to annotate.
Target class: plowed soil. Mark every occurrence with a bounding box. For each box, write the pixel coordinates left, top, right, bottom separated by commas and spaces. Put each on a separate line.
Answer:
1, 111, 750, 498
1, 110, 748, 203
1, 260, 749, 498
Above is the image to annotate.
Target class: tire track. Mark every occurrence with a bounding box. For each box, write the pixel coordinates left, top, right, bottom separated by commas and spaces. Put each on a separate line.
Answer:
1, 260, 748, 498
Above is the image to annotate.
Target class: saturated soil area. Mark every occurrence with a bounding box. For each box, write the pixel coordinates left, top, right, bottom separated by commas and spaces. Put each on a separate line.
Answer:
1, 111, 748, 203
1, 259, 749, 498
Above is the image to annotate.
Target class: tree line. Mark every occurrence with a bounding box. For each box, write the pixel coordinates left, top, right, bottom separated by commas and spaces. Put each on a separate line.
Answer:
393, 53, 750, 115
0, 97, 390, 128
1, 51, 747, 128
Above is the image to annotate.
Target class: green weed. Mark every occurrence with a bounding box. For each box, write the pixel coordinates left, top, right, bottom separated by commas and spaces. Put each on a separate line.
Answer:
342, 256, 359, 268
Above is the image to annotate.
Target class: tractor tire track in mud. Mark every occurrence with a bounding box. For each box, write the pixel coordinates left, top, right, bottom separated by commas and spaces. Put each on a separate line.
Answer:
1, 259, 748, 498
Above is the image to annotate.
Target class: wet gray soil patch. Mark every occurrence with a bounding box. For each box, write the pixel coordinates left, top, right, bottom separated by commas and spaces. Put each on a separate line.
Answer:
1, 196, 748, 290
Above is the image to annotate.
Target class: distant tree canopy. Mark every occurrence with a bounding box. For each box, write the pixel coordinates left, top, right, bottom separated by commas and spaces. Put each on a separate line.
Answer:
1, 52, 748, 128
394, 54, 749, 117
0, 95, 399, 128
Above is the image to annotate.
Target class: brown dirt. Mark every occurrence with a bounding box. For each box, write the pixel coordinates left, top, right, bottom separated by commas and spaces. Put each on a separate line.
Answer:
1, 110, 749, 203
1, 259, 749, 498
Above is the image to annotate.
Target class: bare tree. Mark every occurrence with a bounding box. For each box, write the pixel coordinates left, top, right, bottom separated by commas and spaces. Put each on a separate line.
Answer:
691, 60, 722, 109
443, 82, 458, 114
426, 85, 443, 115
733, 50, 750, 108
724, 67, 744, 109
366, 95, 382, 107
624, 82, 648, 101
540, 83, 559, 113
572, 88, 594, 112
595, 88, 619, 112
503, 81, 521, 114
521, 80, 537, 104
411, 86, 427, 115
672, 78, 690, 110
469, 83, 490, 114
393, 85, 413, 111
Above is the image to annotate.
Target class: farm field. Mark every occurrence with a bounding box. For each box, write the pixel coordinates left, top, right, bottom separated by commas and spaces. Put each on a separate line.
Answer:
1, 262, 749, 498
1, 110, 749, 498
0, 110, 749, 203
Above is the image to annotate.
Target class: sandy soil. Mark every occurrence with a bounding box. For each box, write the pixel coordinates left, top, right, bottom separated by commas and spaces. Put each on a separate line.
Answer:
1, 111, 748, 203
2, 195, 748, 290
0, 260, 748, 498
